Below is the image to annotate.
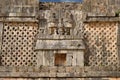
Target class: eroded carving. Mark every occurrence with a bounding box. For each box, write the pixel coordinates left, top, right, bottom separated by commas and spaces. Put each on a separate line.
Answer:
38, 10, 76, 38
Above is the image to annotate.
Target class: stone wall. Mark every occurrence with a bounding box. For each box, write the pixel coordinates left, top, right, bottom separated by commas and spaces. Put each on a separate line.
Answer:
0, 78, 120, 80
39, 2, 82, 10
0, 0, 120, 80
84, 22, 119, 67
83, 0, 120, 16
37, 2, 84, 68
0, 0, 38, 16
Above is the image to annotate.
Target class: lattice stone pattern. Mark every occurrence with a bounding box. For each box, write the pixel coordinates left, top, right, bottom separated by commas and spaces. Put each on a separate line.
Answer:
1, 22, 38, 66
84, 22, 119, 67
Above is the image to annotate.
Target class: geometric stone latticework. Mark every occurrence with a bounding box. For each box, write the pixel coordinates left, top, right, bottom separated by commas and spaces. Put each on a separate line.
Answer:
84, 22, 119, 67
1, 22, 38, 66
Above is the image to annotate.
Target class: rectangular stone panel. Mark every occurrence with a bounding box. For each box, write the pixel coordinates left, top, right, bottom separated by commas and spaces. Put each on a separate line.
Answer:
1, 22, 38, 67
35, 40, 85, 50
0, 22, 3, 55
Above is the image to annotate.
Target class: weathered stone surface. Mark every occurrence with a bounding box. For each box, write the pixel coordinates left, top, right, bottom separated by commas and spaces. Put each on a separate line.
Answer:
39, 3, 82, 10
0, 78, 120, 80
38, 10, 83, 39
0, 22, 3, 58
0, 0, 39, 16
83, 0, 120, 16
35, 40, 85, 50
84, 16, 120, 22
57, 66, 66, 73
36, 50, 84, 67
0, 0, 120, 79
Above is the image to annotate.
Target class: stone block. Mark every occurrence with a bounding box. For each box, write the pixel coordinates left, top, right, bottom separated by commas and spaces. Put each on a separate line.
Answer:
74, 67, 83, 73
49, 67, 57, 72
28, 67, 35, 72
56, 73, 68, 77
40, 66, 50, 72
0, 22, 3, 53
57, 67, 66, 73
66, 53, 72, 66
76, 51, 84, 67
49, 73, 56, 77
66, 67, 75, 73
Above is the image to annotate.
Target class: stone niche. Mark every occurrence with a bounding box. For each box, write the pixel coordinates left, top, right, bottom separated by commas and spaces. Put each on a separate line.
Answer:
35, 39, 85, 67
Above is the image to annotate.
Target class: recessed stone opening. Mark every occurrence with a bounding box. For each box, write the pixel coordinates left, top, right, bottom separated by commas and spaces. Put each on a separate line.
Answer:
55, 53, 66, 66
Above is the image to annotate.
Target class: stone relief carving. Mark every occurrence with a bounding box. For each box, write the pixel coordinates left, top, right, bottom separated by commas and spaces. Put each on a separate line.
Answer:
38, 10, 76, 37
39, 9, 81, 38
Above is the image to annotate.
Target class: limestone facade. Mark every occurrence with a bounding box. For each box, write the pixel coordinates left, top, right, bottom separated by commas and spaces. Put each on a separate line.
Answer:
0, 0, 120, 80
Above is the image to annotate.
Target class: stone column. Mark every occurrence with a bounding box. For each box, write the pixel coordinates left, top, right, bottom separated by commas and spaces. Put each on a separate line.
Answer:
0, 22, 3, 65
117, 22, 120, 67
0, 22, 3, 53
